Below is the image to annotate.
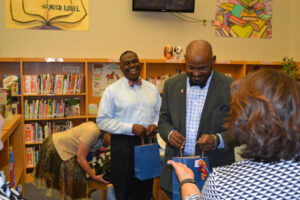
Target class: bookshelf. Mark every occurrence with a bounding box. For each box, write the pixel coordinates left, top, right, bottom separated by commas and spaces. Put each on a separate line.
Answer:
20, 58, 88, 182
0, 115, 25, 194
0, 57, 295, 185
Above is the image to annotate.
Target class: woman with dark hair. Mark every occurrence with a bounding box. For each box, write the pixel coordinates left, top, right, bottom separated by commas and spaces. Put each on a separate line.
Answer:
169, 69, 300, 200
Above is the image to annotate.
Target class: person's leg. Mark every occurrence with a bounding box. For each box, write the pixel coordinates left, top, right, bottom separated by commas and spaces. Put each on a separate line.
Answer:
131, 177, 154, 200
111, 135, 139, 200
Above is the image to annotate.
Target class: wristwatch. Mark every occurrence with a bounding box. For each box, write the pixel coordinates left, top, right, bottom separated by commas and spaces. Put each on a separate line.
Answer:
215, 134, 220, 147
180, 178, 196, 188
212, 134, 220, 150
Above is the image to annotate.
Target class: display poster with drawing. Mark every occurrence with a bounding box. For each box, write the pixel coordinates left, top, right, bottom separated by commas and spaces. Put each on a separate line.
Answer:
215, 0, 272, 39
92, 63, 123, 97
6, 0, 89, 31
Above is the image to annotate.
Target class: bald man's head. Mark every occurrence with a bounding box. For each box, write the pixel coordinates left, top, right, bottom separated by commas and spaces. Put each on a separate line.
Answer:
184, 40, 215, 88
185, 40, 213, 61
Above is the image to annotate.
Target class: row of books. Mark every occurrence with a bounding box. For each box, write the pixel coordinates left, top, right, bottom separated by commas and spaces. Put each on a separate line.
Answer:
25, 146, 40, 167
23, 73, 83, 94
24, 120, 74, 143
24, 98, 80, 119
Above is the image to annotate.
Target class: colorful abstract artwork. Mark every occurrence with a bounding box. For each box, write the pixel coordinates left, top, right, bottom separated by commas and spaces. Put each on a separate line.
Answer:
215, 0, 272, 38
6, 0, 89, 31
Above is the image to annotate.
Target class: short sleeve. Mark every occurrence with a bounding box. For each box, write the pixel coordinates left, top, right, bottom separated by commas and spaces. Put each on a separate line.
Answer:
78, 122, 101, 148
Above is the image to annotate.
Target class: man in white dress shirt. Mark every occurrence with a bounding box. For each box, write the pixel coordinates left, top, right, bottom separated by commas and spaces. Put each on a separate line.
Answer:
97, 51, 161, 200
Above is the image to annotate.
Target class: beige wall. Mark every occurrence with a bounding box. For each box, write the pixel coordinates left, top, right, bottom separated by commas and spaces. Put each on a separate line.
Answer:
0, 0, 298, 61
290, 0, 300, 59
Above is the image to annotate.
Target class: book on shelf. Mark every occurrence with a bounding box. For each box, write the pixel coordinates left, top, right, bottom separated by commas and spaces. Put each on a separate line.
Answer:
64, 98, 80, 117
31, 75, 38, 94
23, 75, 31, 94
54, 74, 64, 94
88, 104, 98, 115
0, 91, 6, 117
9, 147, 15, 188
2, 74, 20, 95
25, 147, 33, 166
24, 123, 34, 143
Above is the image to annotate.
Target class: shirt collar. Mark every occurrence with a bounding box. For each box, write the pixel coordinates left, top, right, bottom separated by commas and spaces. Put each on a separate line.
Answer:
186, 71, 214, 89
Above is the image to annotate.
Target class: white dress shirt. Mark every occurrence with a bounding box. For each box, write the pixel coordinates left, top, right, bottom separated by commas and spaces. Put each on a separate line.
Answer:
97, 77, 161, 136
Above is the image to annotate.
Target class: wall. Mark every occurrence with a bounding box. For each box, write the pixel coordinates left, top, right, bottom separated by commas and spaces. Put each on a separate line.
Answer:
290, 0, 300, 60
0, 0, 298, 61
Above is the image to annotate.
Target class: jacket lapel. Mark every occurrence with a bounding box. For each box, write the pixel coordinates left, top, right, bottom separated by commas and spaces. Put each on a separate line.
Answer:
198, 70, 221, 135
176, 74, 187, 137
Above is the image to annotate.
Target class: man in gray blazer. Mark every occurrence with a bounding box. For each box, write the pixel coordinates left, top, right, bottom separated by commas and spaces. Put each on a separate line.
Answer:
158, 40, 239, 197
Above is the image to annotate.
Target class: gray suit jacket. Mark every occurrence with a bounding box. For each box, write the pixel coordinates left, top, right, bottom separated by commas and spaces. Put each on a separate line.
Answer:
158, 70, 238, 193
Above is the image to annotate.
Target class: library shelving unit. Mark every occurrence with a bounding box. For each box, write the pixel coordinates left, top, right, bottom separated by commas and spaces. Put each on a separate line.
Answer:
0, 115, 25, 194
0, 57, 293, 186
21, 58, 88, 182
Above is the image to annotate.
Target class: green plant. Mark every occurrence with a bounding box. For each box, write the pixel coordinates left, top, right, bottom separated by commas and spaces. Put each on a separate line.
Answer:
282, 57, 298, 79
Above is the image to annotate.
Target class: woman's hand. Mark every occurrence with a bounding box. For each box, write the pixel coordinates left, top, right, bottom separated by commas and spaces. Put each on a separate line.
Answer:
93, 174, 110, 184
167, 160, 194, 182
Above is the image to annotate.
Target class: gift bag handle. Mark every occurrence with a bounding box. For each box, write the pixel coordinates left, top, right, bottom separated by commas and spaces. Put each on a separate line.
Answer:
141, 138, 153, 146
179, 141, 205, 158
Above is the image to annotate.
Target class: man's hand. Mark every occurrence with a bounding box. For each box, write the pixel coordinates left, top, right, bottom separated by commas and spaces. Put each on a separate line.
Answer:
132, 124, 147, 138
146, 124, 157, 139
169, 130, 185, 149
197, 134, 216, 151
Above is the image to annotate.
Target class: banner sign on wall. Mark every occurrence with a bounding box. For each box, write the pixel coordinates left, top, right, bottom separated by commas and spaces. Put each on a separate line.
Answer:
6, 0, 89, 31
215, 0, 272, 39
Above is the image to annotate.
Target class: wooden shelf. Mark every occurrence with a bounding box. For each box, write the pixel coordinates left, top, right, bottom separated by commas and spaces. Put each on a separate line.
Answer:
0, 115, 25, 193
24, 116, 87, 121
25, 142, 43, 145
23, 93, 86, 97
1, 115, 21, 142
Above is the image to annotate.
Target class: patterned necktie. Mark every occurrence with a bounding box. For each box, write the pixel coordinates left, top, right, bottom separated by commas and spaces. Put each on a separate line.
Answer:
128, 79, 142, 87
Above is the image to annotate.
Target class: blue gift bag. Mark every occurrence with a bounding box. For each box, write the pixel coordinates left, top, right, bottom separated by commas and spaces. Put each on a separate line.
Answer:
134, 143, 161, 180
172, 156, 210, 200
